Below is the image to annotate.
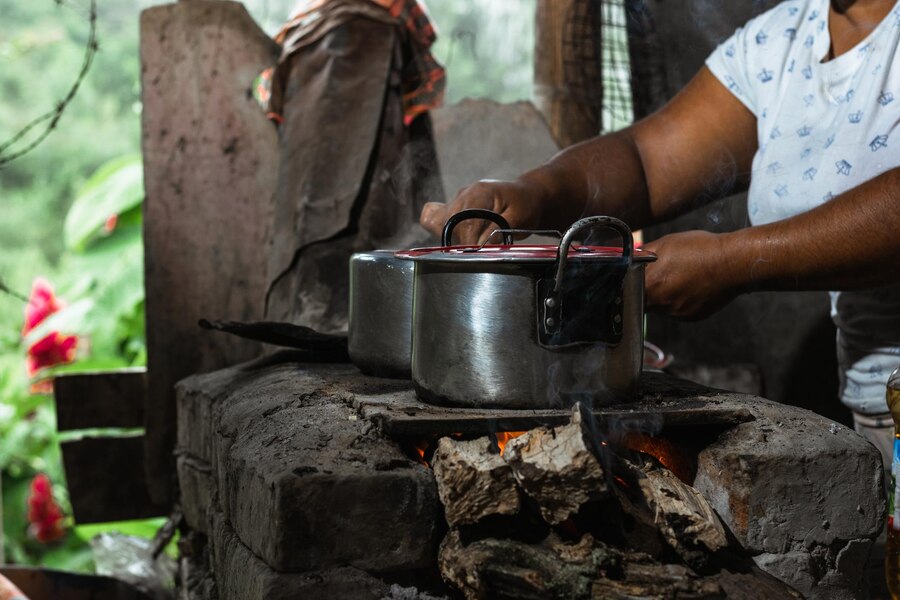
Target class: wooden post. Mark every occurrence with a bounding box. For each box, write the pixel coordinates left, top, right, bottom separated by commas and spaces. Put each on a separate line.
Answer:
534, 0, 602, 147
140, 1, 281, 506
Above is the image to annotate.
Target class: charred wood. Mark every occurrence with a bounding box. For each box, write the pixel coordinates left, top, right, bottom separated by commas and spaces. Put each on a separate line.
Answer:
611, 453, 727, 569
431, 436, 521, 526
439, 530, 800, 600
504, 406, 607, 524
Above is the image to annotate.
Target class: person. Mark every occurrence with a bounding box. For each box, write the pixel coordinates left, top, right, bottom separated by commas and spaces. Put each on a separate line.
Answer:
420, 0, 900, 468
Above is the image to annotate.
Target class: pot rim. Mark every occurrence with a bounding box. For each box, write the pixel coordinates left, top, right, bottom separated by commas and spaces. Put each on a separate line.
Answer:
395, 244, 657, 264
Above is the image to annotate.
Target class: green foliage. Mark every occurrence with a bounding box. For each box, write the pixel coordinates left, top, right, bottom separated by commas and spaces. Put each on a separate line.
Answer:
426, 0, 535, 104
0, 154, 147, 568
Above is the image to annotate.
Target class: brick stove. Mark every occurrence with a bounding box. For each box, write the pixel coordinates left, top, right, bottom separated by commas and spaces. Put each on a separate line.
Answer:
174, 351, 884, 600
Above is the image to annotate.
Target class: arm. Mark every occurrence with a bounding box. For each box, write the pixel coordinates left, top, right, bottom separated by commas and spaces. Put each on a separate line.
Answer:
420, 67, 758, 243
645, 167, 900, 318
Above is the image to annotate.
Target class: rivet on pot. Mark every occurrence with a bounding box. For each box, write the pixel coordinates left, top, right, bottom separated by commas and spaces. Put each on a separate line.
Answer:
545, 297, 557, 309
545, 317, 556, 328
614, 314, 622, 324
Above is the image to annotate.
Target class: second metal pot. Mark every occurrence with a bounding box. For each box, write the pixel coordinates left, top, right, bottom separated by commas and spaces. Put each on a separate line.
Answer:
348, 250, 415, 378
348, 210, 512, 379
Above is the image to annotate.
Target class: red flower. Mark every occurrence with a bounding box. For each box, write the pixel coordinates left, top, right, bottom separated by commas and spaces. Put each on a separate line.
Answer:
22, 278, 64, 336
26, 333, 78, 377
26, 473, 65, 543
22, 278, 78, 378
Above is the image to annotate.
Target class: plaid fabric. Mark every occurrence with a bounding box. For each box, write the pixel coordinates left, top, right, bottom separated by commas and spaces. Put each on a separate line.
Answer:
384, 0, 445, 123
258, 0, 445, 125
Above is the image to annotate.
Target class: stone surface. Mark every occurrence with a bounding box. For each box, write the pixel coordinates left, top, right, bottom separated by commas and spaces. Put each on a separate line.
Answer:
694, 400, 884, 599
177, 358, 442, 574
208, 510, 389, 600
177, 454, 214, 535
140, 0, 280, 504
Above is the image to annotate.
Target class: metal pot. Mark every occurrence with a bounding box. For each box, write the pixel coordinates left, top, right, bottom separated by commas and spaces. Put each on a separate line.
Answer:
348, 210, 512, 378
348, 250, 415, 378
398, 215, 656, 408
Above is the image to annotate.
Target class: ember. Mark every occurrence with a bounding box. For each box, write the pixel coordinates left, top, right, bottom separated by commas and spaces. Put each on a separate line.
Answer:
621, 431, 695, 483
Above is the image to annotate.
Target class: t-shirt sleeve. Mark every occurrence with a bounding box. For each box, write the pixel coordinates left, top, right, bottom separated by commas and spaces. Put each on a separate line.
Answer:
705, 23, 760, 116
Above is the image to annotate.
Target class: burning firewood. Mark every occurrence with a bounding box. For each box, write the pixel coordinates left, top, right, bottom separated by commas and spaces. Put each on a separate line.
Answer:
439, 529, 801, 600
611, 453, 728, 568
431, 436, 522, 526
503, 405, 608, 525
440, 529, 729, 600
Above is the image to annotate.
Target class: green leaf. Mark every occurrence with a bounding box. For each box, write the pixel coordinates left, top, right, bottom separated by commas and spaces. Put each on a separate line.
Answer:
63, 155, 144, 252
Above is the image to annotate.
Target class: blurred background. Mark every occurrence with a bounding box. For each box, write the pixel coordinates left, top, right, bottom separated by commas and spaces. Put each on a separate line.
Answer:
0, 0, 536, 573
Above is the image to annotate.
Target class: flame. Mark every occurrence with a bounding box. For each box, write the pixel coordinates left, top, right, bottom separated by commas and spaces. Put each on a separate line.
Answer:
411, 439, 430, 467
495, 431, 526, 456
622, 433, 693, 482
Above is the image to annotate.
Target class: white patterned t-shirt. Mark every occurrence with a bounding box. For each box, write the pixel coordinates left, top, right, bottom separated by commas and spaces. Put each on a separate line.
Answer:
706, 0, 900, 414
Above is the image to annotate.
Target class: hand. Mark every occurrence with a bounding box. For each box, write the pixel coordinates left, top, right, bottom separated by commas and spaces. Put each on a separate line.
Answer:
420, 179, 546, 245
642, 230, 740, 320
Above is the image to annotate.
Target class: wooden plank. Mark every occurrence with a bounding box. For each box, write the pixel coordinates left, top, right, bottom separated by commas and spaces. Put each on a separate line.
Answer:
61, 435, 167, 524
534, 0, 601, 146
140, 1, 281, 506
54, 368, 146, 432
0, 567, 153, 600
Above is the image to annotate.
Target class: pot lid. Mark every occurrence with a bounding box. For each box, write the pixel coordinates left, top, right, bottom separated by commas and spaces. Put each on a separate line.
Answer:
395, 244, 657, 264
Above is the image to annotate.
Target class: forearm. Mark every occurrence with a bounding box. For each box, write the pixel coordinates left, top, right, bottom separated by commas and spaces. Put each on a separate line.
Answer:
722, 168, 900, 292
515, 129, 653, 232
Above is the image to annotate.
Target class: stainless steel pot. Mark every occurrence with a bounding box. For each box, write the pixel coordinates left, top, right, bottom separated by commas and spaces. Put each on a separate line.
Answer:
398, 215, 656, 408
348, 251, 415, 378
348, 210, 512, 378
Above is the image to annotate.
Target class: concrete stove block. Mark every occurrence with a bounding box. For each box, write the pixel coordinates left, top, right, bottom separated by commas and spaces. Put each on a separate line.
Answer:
208, 510, 389, 600
177, 454, 214, 535
177, 359, 442, 574
693, 397, 884, 599
176, 356, 884, 598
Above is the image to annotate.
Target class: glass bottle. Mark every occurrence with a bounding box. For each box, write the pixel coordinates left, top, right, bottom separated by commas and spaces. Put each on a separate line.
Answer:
885, 365, 900, 597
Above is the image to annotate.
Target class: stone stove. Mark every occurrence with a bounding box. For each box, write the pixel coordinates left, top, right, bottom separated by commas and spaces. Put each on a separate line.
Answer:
174, 351, 884, 600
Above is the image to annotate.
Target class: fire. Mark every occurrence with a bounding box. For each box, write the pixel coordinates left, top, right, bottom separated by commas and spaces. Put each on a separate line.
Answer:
411, 439, 430, 466
494, 431, 526, 456
622, 432, 693, 483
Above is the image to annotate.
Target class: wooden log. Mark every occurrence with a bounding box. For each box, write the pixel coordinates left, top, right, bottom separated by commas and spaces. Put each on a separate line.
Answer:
439, 530, 801, 600
431, 436, 521, 526
534, 0, 602, 147
439, 529, 598, 600
504, 406, 607, 524
590, 561, 723, 600
612, 454, 727, 567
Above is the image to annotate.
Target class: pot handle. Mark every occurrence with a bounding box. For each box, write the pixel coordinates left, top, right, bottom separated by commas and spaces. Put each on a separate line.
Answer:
552, 216, 633, 294
442, 209, 514, 246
